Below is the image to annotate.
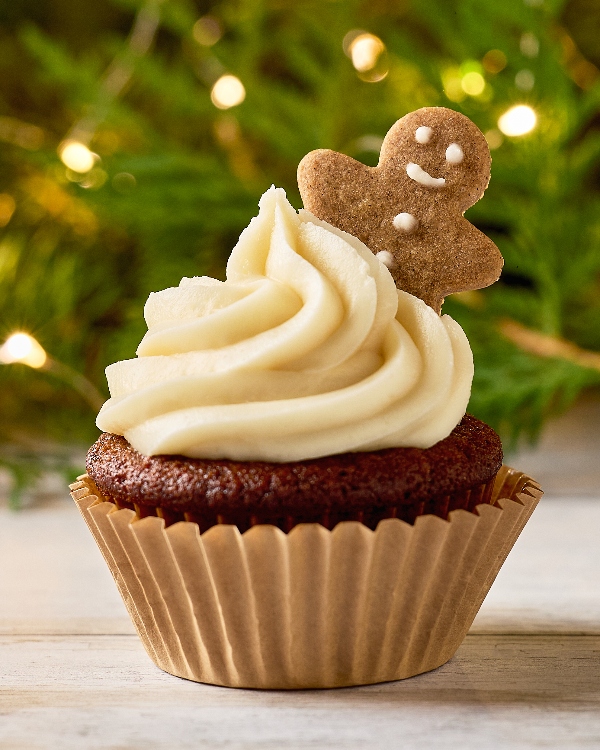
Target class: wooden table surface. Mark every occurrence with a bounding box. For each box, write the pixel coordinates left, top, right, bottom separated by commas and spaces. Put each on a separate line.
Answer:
1, 402, 599, 749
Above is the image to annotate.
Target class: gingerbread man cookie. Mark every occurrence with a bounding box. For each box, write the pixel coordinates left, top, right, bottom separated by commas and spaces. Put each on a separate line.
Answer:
298, 107, 503, 313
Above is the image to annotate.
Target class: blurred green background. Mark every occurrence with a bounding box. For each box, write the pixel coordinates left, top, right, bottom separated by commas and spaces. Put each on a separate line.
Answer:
1, 0, 599, 499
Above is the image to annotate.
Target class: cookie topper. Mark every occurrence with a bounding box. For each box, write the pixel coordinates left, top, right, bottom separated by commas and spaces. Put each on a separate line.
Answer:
298, 107, 503, 313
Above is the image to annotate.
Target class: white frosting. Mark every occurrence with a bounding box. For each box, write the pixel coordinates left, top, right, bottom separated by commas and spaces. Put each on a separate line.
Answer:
375, 250, 395, 268
446, 143, 464, 164
393, 213, 418, 232
415, 126, 433, 144
406, 162, 445, 188
97, 187, 473, 462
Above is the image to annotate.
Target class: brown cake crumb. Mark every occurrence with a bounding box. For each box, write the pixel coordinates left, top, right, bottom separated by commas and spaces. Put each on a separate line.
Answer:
86, 415, 503, 532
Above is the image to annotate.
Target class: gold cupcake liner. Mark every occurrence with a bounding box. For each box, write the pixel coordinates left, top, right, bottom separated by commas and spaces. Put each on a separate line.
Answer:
70, 466, 541, 689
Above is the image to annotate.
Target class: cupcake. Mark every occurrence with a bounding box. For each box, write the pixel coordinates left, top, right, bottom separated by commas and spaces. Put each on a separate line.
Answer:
72, 107, 542, 689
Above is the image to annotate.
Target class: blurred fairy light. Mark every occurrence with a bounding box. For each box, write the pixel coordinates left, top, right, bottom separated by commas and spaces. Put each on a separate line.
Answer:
0, 116, 44, 150
515, 69, 535, 91
560, 32, 599, 90
0, 193, 16, 227
482, 49, 507, 74
58, 141, 96, 173
349, 33, 385, 72
0, 333, 47, 369
445, 61, 490, 101
0, 332, 104, 409
79, 168, 108, 190
498, 105, 537, 136
211, 75, 246, 109
485, 129, 504, 150
193, 16, 222, 46
442, 69, 465, 102
520, 33, 539, 57
112, 172, 137, 193
342, 29, 364, 56
461, 71, 485, 96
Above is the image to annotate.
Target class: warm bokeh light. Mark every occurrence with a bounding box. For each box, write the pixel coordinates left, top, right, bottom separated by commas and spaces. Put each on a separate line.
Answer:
482, 49, 507, 74
515, 69, 535, 91
520, 33, 539, 58
58, 141, 95, 173
79, 168, 108, 190
498, 105, 537, 136
485, 129, 504, 150
342, 29, 364, 56
0, 333, 47, 368
112, 172, 137, 193
349, 33, 385, 72
0, 193, 16, 227
442, 69, 465, 102
0, 115, 45, 150
210, 75, 246, 109
193, 16, 222, 46
461, 71, 485, 96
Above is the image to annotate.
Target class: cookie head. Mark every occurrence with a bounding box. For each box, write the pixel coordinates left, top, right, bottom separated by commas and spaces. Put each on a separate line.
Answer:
379, 107, 492, 214
298, 107, 503, 313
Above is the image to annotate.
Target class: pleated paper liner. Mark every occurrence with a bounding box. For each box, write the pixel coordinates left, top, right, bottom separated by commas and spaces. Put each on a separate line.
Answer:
70, 466, 541, 689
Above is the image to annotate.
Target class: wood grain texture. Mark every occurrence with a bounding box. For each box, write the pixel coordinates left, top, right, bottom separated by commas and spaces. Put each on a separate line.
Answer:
1, 634, 599, 749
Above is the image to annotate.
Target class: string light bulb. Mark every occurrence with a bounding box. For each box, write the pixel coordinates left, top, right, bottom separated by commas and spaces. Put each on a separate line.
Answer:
210, 75, 246, 109
461, 71, 485, 96
498, 105, 537, 136
58, 141, 96, 173
0, 333, 47, 368
0, 332, 104, 409
349, 33, 385, 72
193, 16, 222, 46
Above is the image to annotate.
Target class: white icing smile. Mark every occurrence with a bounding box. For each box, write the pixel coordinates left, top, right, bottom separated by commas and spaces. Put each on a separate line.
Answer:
406, 162, 445, 188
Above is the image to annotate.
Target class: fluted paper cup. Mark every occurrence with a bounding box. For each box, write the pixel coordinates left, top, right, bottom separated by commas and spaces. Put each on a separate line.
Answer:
70, 466, 541, 689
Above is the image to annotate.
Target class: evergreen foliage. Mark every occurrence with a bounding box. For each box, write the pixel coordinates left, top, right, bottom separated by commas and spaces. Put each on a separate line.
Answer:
0, 0, 599, 493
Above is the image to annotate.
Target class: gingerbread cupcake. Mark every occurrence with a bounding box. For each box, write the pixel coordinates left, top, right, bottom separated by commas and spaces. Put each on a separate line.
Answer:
72, 107, 542, 689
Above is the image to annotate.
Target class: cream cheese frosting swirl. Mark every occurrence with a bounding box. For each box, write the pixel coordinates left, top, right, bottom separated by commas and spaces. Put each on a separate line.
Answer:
96, 187, 474, 461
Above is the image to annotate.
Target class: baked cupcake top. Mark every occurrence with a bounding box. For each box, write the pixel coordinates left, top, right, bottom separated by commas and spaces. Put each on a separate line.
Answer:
96, 187, 473, 461
87, 414, 502, 517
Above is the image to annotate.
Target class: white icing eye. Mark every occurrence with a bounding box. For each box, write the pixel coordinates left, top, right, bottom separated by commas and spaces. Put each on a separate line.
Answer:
415, 126, 433, 144
376, 251, 395, 268
393, 213, 418, 233
445, 143, 464, 164
406, 162, 445, 188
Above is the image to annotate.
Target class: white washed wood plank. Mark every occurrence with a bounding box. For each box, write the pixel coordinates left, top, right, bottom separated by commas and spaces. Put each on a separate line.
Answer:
508, 396, 600, 497
472, 497, 600, 633
0, 505, 133, 634
0, 634, 599, 749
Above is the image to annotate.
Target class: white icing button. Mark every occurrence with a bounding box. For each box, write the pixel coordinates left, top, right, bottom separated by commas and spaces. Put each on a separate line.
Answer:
406, 162, 445, 188
376, 251, 395, 268
415, 126, 433, 144
446, 143, 464, 164
393, 213, 418, 233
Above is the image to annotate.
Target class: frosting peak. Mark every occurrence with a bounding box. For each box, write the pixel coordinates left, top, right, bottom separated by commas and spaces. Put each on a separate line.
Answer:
97, 187, 473, 461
